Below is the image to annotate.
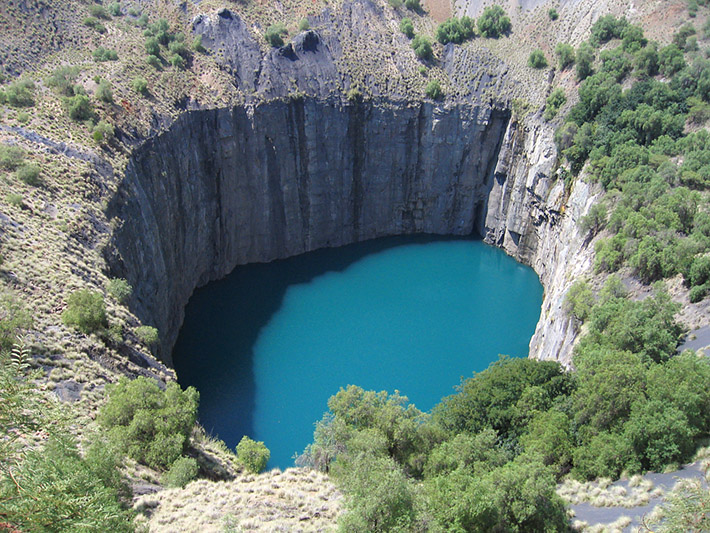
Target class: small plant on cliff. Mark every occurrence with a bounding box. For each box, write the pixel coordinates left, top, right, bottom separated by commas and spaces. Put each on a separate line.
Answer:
98, 376, 199, 470
0, 144, 25, 170
548, 8, 559, 20
543, 87, 566, 120
425, 79, 443, 100
64, 94, 94, 121
106, 278, 132, 303
161, 456, 199, 488
4, 78, 35, 107
528, 49, 548, 69
555, 43, 575, 70
135, 325, 159, 348
93, 120, 115, 144
132, 76, 149, 95
299, 18, 310, 31
264, 23, 288, 47
477, 5, 511, 38
16, 163, 41, 186
412, 35, 432, 60
404, 0, 421, 10
400, 17, 414, 38
62, 290, 107, 334
236, 436, 270, 473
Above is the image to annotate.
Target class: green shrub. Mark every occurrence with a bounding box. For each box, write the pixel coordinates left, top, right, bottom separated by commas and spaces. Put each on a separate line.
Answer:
6, 193, 23, 208
0, 144, 25, 170
65, 94, 93, 121
590, 14, 628, 47
576, 42, 595, 80
436, 16, 475, 44
690, 255, 710, 286
145, 36, 160, 56
412, 35, 432, 60
146, 54, 162, 69
93, 46, 118, 61
16, 111, 30, 124
136, 13, 148, 27
192, 34, 205, 52
0, 288, 33, 352
477, 5, 511, 38
106, 278, 132, 303
543, 88, 566, 120
548, 8, 558, 20
92, 120, 114, 144
168, 39, 189, 58
132, 76, 148, 95
62, 290, 107, 334
555, 43, 575, 70
528, 49, 548, 69
108, 2, 121, 16
299, 18, 310, 31
161, 456, 199, 488
400, 17, 414, 38
89, 4, 110, 19
83, 16, 106, 33
236, 436, 270, 473
689, 283, 708, 302
98, 377, 199, 469
46, 65, 81, 96
404, 0, 420, 10
135, 325, 159, 346
5, 79, 35, 107
425, 79, 443, 100
264, 23, 288, 47
96, 80, 113, 103
388, 0, 402, 7
564, 280, 594, 321
169, 53, 185, 69
16, 164, 41, 186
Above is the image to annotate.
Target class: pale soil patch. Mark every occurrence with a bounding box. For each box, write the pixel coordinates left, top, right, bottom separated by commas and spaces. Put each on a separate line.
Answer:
423, 0, 452, 23
134, 467, 342, 532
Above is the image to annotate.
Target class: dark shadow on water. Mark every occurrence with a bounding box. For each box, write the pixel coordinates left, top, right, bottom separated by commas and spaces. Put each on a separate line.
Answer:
172, 233, 477, 450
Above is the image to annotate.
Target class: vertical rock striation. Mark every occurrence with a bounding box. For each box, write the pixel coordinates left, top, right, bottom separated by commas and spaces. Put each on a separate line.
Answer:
106, 99, 510, 362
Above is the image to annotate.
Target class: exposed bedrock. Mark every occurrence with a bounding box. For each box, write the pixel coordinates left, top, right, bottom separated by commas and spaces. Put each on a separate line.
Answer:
106, 98, 512, 363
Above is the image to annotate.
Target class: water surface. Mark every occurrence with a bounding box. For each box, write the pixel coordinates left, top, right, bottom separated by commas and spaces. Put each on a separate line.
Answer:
173, 236, 542, 468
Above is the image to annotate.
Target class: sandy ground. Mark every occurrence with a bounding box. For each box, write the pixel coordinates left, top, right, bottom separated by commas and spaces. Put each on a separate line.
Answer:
423, 0, 451, 23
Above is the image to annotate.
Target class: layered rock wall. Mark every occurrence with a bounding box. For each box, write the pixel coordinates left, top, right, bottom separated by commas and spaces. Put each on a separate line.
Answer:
107, 99, 511, 362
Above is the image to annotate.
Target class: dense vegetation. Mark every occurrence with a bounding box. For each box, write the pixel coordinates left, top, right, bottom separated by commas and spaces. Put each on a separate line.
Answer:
553, 16, 710, 301
299, 278, 709, 531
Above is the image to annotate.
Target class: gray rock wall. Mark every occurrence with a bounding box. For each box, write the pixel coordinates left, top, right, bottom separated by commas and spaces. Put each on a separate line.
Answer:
106, 98, 510, 362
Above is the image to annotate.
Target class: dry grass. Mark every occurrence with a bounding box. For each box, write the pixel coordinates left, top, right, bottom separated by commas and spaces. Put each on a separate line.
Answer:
134, 467, 342, 532
573, 515, 632, 533
558, 476, 660, 508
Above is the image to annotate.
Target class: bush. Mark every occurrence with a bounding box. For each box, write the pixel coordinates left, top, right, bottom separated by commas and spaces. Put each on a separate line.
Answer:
168, 39, 189, 58
388, 0, 402, 7
108, 2, 121, 16
236, 436, 270, 473
46, 66, 80, 96
92, 47, 118, 61
135, 325, 159, 347
264, 23, 288, 47
95, 80, 113, 103
192, 34, 205, 53
404, 0, 420, 10
65, 94, 93, 121
16, 164, 41, 186
169, 54, 185, 69
436, 16, 475, 45
106, 278, 132, 303
98, 377, 199, 469
564, 280, 594, 321
92, 120, 114, 144
62, 290, 107, 334
689, 283, 708, 302
161, 456, 199, 488
5, 79, 35, 107
0, 287, 33, 352
590, 14, 628, 46
145, 36, 160, 56
298, 18, 310, 32
132, 76, 148, 95
0, 144, 25, 170
6, 193, 23, 208
477, 5, 511, 38
543, 88, 566, 120
425, 79, 444, 100
83, 16, 106, 33
528, 49, 548, 69
576, 42, 595, 80
14, 110, 29, 124
548, 8, 558, 20
412, 35, 432, 60
146, 54, 161, 69
400, 17, 414, 38
555, 43, 575, 70
89, 4, 110, 19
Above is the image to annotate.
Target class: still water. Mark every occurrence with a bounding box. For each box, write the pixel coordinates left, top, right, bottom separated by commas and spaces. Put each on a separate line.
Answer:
173, 236, 542, 468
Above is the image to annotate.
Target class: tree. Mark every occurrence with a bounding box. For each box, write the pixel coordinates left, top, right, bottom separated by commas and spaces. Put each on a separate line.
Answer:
436, 16, 475, 44
528, 49, 548, 69
99, 377, 199, 469
62, 290, 107, 333
579, 203, 607, 236
265, 23, 288, 47
411, 35, 432, 60
425, 79, 443, 100
564, 279, 594, 321
477, 5, 511, 38
236, 436, 270, 473
576, 42, 595, 80
399, 17, 414, 38
555, 43, 575, 70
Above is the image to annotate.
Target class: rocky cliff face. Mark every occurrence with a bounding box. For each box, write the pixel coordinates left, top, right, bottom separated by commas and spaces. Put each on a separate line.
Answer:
106, 99, 510, 362
106, 3, 597, 367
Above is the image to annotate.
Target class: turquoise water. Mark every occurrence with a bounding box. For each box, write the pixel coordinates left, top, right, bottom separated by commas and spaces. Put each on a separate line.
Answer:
172, 236, 542, 469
